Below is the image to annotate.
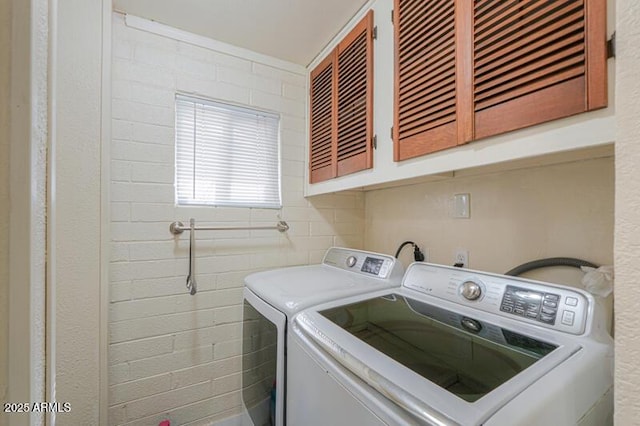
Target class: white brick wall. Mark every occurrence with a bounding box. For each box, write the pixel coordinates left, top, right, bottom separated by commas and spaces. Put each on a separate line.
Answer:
109, 13, 365, 425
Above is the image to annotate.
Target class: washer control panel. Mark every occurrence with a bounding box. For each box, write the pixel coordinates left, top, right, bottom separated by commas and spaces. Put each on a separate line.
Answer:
323, 247, 403, 280
500, 286, 560, 325
403, 263, 591, 335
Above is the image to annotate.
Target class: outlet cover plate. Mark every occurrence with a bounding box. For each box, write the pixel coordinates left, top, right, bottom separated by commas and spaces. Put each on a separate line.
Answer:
455, 249, 469, 267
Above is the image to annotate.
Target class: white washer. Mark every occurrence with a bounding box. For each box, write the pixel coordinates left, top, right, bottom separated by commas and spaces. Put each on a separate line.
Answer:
289, 262, 614, 426
241, 247, 404, 426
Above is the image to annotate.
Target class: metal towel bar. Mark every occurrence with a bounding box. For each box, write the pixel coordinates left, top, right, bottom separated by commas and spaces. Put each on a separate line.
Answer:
170, 218, 289, 296
169, 220, 289, 235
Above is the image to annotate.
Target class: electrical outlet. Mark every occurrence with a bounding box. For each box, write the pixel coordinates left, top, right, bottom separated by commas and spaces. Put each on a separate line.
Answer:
454, 249, 469, 267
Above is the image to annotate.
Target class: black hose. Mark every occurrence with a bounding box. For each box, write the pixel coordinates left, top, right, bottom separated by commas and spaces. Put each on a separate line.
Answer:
505, 257, 599, 277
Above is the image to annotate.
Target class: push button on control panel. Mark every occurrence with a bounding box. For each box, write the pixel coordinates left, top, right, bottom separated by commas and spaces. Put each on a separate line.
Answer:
565, 297, 578, 307
561, 310, 575, 326
539, 314, 556, 324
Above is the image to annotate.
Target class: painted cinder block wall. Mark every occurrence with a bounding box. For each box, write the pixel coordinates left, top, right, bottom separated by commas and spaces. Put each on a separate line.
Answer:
108, 13, 365, 425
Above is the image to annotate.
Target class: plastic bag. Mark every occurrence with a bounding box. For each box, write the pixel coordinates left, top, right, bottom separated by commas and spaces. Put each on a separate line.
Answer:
581, 265, 614, 297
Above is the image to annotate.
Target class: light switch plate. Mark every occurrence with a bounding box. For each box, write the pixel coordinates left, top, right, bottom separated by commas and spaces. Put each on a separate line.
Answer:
453, 193, 470, 218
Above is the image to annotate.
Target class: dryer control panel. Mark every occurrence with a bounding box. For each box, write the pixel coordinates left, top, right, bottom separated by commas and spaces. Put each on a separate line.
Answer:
323, 247, 403, 281
402, 263, 591, 335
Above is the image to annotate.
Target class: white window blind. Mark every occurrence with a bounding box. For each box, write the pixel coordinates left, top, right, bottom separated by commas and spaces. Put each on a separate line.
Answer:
175, 95, 281, 208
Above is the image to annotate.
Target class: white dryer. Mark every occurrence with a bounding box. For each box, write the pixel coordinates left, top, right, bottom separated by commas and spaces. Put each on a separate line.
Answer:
289, 262, 614, 426
241, 247, 404, 426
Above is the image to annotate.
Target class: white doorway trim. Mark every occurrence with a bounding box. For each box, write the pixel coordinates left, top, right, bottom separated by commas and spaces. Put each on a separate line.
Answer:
99, 0, 112, 424
8, 0, 48, 424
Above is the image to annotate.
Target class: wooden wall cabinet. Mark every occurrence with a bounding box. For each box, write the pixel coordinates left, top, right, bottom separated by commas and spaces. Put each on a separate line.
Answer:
309, 11, 374, 184
394, 0, 608, 162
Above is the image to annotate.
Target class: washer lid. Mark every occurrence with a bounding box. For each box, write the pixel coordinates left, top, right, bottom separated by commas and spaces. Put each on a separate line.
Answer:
245, 264, 401, 316
244, 247, 403, 316
318, 293, 557, 403
293, 288, 590, 426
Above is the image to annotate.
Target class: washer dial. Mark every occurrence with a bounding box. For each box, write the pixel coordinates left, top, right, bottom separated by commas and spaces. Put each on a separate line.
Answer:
346, 256, 357, 268
460, 280, 483, 301
461, 317, 482, 333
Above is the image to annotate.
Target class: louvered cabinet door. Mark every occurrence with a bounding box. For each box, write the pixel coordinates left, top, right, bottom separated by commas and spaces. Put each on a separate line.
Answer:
309, 53, 337, 184
336, 11, 374, 177
394, 0, 471, 161
473, 0, 607, 139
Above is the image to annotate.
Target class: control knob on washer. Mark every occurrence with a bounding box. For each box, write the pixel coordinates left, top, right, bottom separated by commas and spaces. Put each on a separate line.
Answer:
346, 256, 357, 268
461, 280, 482, 301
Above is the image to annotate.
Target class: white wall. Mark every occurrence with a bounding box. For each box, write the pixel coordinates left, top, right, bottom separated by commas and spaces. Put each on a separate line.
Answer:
47, 0, 105, 423
365, 158, 614, 287
614, 1, 640, 423
0, 0, 10, 420
108, 14, 365, 425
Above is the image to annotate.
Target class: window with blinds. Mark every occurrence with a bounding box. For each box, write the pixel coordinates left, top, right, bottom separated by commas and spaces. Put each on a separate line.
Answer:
175, 95, 281, 208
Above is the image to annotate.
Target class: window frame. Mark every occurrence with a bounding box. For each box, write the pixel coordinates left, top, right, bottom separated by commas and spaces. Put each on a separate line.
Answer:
174, 93, 283, 209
